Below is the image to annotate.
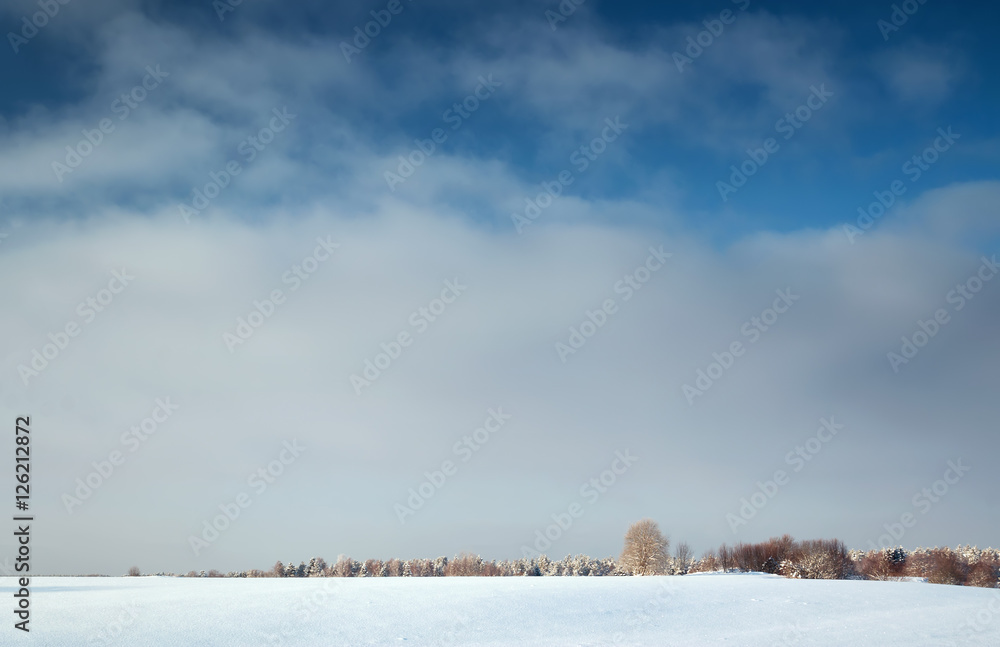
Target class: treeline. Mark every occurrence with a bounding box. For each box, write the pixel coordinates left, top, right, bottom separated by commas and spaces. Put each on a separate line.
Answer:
693, 536, 1000, 587
169, 553, 620, 579
149, 540, 999, 588
134, 522, 998, 587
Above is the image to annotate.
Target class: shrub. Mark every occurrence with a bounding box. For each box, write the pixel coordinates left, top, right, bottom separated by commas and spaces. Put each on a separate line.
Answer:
782, 540, 848, 580
858, 548, 907, 580
691, 551, 719, 573
127, 566, 140, 577
967, 559, 999, 588
925, 549, 968, 586
696, 537, 847, 580
732, 536, 797, 573
798, 540, 849, 580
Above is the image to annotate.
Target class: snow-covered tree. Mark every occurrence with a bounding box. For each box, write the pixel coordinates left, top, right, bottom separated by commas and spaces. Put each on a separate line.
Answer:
619, 519, 669, 575
307, 557, 327, 577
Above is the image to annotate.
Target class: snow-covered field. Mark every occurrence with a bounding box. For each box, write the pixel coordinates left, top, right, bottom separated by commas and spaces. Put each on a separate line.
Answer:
4, 573, 999, 646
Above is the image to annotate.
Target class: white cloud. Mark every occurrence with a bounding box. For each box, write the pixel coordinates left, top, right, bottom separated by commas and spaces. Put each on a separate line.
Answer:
1, 180, 998, 573
875, 43, 962, 106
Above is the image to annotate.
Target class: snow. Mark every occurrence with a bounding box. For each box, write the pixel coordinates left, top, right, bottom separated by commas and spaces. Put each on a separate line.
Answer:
4, 572, 999, 646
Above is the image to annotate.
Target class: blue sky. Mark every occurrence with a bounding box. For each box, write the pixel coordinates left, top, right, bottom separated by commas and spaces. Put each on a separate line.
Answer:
2, 0, 997, 237
0, 0, 998, 575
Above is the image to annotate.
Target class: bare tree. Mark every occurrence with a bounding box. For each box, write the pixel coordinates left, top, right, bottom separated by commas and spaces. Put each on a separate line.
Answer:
674, 542, 692, 574
127, 566, 141, 577
619, 519, 669, 575
718, 543, 733, 571
385, 558, 403, 577
332, 555, 354, 577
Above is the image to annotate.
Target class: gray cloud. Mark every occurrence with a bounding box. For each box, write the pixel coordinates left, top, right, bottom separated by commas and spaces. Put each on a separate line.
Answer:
1, 179, 997, 574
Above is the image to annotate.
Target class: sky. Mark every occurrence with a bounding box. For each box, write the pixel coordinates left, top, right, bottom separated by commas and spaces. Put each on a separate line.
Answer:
0, 0, 998, 576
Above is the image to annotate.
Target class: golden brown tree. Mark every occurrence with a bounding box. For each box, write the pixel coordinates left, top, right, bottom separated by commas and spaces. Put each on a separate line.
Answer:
619, 519, 669, 575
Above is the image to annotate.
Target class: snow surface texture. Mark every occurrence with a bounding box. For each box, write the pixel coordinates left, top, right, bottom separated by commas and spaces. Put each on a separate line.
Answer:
3, 572, 999, 646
